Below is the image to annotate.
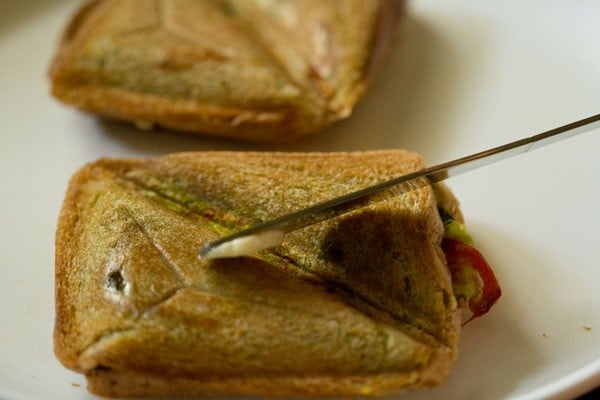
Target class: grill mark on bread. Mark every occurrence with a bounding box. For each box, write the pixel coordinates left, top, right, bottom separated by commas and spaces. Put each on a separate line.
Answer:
108, 176, 415, 329
120, 174, 251, 232
158, 0, 232, 69
203, 2, 325, 112
263, 247, 454, 348
118, 172, 454, 348
117, 204, 187, 286
119, 152, 457, 346
79, 281, 433, 373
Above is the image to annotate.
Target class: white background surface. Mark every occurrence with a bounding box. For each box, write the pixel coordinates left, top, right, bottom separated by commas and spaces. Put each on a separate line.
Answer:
0, 0, 599, 399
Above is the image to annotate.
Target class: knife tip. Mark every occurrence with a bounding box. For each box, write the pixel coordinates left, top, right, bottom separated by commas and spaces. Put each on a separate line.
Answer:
198, 229, 285, 260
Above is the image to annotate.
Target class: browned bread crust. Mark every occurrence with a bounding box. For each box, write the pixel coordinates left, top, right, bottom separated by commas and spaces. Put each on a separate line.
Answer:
49, 0, 400, 143
55, 150, 462, 397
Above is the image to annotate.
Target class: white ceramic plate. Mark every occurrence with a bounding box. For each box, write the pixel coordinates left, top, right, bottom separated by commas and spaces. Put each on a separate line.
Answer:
1, 1, 599, 399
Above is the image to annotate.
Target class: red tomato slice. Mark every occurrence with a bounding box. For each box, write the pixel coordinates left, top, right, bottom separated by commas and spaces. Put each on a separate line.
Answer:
441, 237, 501, 324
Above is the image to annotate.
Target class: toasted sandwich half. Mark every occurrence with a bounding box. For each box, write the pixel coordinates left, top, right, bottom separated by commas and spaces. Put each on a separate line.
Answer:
54, 150, 500, 397
49, 0, 400, 143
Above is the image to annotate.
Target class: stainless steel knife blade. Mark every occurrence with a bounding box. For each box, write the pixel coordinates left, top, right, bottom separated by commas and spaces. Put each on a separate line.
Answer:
199, 113, 600, 259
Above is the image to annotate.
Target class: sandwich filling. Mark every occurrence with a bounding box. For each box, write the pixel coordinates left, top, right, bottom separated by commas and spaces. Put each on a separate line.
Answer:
439, 208, 501, 324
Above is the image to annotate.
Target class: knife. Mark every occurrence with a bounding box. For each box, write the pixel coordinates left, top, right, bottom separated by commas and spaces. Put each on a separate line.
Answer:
198, 113, 600, 259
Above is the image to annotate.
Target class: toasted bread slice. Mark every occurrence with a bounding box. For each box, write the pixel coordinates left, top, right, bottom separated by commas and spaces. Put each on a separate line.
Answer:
49, 0, 399, 143
55, 150, 462, 397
